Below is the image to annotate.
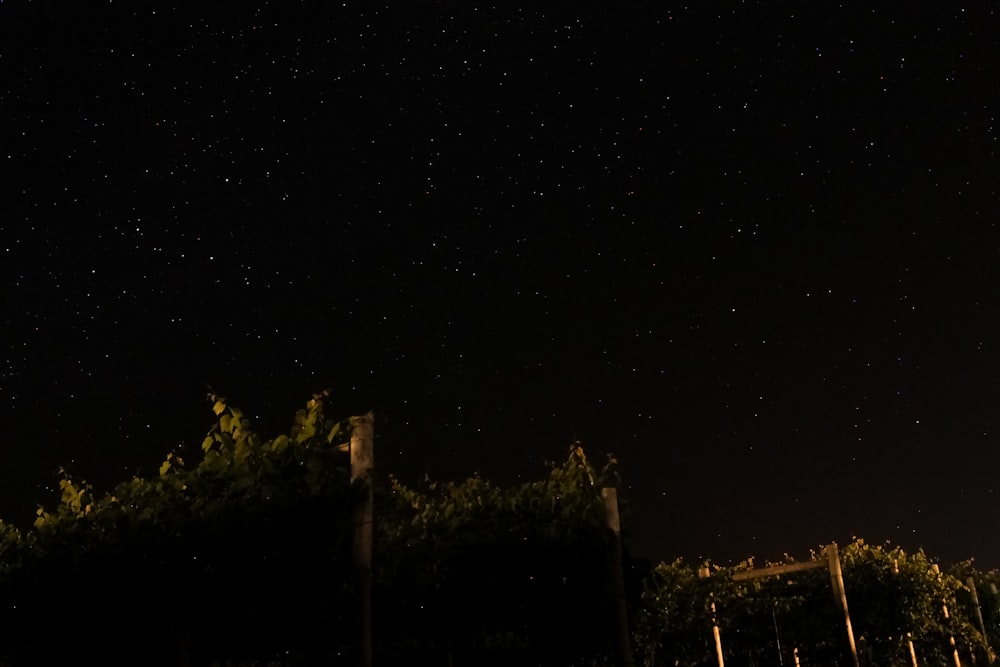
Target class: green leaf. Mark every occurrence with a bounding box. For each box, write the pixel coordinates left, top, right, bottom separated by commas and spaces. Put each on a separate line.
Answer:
271, 434, 289, 454
234, 439, 249, 466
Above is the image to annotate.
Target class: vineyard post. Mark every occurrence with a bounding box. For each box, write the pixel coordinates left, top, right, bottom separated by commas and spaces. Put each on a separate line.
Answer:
932, 564, 962, 667
893, 559, 920, 667
826, 543, 860, 667
698, 566, 726, 667
966, 576, 993, 663
350, 412, 375, 667
602, 486, 635, 667
729, 545, 858, 667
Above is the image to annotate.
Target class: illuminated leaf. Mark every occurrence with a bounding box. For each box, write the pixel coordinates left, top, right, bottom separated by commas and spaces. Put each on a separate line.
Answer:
234, 439, 248, 465
271, 434, 289, 453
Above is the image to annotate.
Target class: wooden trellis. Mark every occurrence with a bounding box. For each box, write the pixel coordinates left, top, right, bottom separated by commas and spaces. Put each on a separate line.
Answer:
698, 543, 859, 667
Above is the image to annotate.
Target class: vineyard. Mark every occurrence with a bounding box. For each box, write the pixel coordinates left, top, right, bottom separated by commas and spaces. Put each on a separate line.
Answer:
0, 393, 997, 666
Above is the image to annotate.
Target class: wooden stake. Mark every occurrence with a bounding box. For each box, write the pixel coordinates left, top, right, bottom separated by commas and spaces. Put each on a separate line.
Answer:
826, 544, 860, 667
602, 487, 635, 667
967, 577, 994, 663
892, 559, 920, 667
351, 412, 374, 667
931, 564, 962, 667
942, 600, 962, 667
721, 545, 857, 667
699, 566, 726, 667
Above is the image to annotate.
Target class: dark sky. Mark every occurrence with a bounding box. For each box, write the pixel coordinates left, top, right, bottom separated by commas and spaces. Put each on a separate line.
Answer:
3, 2, 1000, 568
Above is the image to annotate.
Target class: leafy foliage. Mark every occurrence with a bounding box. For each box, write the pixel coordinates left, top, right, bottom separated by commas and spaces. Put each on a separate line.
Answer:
374, 446, 624, 665
0, 391, 356, 666
633, 559, 712, 666
634, 538, 996, 667
3, 389, 999, 667
0, 395, 629, 666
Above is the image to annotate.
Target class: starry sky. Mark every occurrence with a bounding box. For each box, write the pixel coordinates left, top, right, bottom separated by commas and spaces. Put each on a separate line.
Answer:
3, 2, 1000, 568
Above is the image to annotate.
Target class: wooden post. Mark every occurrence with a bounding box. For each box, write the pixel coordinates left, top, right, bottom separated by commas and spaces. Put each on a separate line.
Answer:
699, 566, 726, 667
351, 412, 374, 667
826, 544, 860, 667
725, 546, 857, 666
602, 487, 635, 667
966, 577, 993, 663
942, 600, 962, 667
894, 559, 920, 667
931, 565, 962, 667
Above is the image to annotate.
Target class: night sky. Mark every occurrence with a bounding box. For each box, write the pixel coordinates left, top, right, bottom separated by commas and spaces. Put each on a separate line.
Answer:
3, 2, 1000, 568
